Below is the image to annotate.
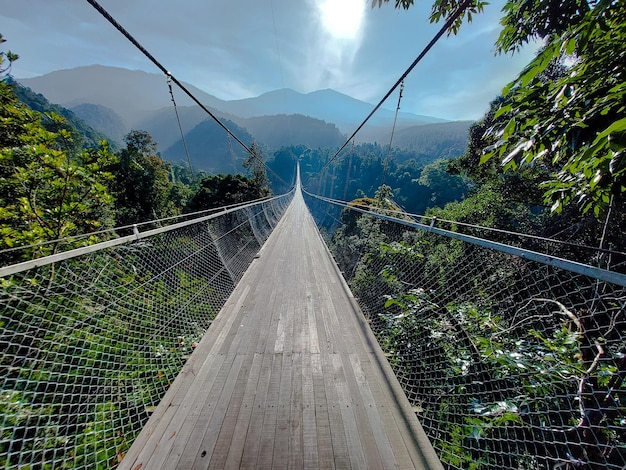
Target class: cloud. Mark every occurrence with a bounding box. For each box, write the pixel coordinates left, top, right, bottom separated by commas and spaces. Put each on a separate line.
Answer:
296, 0, 368, 92
1, 0, 540, 120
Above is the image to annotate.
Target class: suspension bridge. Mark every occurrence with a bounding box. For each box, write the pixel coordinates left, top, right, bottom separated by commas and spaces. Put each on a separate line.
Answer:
116, 176, 441, 469
2, 1, 626, 468
2, 164, 625, 469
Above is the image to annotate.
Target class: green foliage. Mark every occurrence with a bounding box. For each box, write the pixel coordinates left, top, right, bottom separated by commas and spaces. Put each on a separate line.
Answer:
1, 250, 217, 467
332, 210, 389, 279
427, 184, 539, 240
0, 77, 116, 261
377, 0, 626, 228
243, 141, 270, 194
446, 96, 625, 260
302, 143, 470, 215
483, 1, 626, 218
374, 0, 488, 35
0, 33, 18, 75
111, 130, 177, 225
187, 173, 271, 211
9, 77, 115, 150
418, 159, 471, 207
368, 239, 625, 466
496, 0, 591, 54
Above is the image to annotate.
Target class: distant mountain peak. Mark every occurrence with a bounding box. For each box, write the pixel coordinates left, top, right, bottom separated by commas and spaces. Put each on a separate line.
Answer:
17, 64, 451, 150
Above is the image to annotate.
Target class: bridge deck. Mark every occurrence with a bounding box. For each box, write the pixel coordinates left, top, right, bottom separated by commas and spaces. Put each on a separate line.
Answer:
119, 190, 441, 469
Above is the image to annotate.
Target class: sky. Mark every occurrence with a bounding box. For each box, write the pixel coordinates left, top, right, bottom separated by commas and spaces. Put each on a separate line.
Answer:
1, 0, 539, 121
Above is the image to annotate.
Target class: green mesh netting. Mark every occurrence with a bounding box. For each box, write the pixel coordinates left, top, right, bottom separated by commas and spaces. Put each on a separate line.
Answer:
1, 192, 293, 469
305, 191, 626, 470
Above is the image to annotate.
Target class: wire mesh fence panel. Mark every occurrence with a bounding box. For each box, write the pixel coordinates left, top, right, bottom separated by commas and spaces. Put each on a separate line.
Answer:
304, 191, 626, 470
0, 192, 293, 469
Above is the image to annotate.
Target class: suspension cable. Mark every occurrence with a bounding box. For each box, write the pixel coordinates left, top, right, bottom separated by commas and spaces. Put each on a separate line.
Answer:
381, 80, 404, 186
342, 140, 356, 201
316, 0, 473, 179
85, 0, 285, 184
227, 133, 238, 174
305, 191, 626, 258
167, 74, 195, 180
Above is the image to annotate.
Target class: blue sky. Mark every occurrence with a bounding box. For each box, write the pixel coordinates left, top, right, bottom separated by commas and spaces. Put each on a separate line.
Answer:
1, 0, 538, 121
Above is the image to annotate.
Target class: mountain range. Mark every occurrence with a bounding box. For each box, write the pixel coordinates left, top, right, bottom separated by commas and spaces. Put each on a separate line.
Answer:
17, 65, 471, 171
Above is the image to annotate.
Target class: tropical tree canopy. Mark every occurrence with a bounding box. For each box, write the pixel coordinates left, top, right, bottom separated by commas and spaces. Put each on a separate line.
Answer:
377, 0, 626, 217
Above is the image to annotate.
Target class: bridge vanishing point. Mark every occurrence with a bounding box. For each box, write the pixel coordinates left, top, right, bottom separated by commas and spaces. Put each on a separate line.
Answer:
118, 182, 442, 469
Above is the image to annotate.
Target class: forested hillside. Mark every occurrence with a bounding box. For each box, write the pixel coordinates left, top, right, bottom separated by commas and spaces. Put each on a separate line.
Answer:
299, 143, 471, 215
163, 117, 254, 174
70, 102, 127, 145
239, 114, 345, 149
16, 65, 471, 161
0, 50, 270, 263
390, 120, 472, 160
7, 77, 116, 150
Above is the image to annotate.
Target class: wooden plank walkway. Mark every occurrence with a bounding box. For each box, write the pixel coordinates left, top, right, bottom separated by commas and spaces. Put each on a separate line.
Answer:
119, 188, 442, 469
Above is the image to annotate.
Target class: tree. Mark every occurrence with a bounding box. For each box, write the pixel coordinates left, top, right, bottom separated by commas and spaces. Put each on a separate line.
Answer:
186, 174, 270, 212
266, 147, 297, 192
377, 0, 626, 219
485, 1, 626, 218
373, 0, 488, 35
417, 159, 471, 206
0, 34, 18, 75
495, 0, 592, 54
242, 141, 270, 194
1, 43, 116, 261
111, 130, 174, 225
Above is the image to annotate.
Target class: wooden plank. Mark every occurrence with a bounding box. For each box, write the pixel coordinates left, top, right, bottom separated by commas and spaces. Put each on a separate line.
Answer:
272, 352, 294, 469
313, 261, 354, 354
283, 282, 297, 355
244, 281, 278, 355
311, 353, 334, 469
280, 252, 296, 357
206, 352, 256, 468
358, 353, 417, 470
301, 350, 319, 469
306, 291, 320, 354
319, 352, 351, 469
198, 353, 246, 465
170, 353, 239, 468
120, 190, 444, 470
153, 352, 228, 468
205, 284, 251, 356
329, 352, 368, 469
217, 288, 254, 356
143, 352, 227, 469
347, 352, 398, 470
121, 350, 228, 470
273, 306, 286, 354
288, 352, 304, 469
262, 283, 282, 356
223, 352, 264, 468
339, 351, 386, 469
256, 352, 283, 468
239, 352, 274, 468
186, 353, 246, 467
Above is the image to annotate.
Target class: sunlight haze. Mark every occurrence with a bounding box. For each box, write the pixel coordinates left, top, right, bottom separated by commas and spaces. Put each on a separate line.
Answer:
0, 0, 538, 121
